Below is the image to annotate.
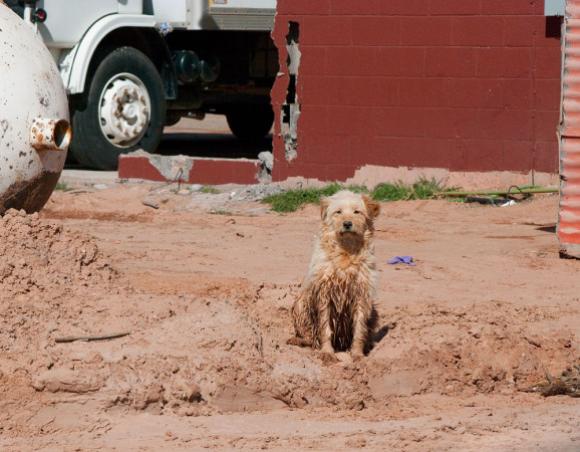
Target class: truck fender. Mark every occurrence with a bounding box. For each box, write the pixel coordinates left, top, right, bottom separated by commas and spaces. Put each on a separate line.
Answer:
64, 14, 157, 95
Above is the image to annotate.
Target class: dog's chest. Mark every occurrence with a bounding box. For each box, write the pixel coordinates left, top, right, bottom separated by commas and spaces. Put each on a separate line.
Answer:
321, 264, 371, 311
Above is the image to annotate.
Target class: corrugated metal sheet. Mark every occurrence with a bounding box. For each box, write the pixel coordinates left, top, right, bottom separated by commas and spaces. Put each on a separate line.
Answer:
559, 0, 580, 257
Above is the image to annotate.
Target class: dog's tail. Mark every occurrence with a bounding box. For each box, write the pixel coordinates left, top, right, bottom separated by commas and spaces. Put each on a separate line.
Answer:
287, 337, 313, 347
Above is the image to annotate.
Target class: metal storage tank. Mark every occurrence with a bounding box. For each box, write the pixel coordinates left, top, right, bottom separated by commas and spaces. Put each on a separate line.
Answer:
0, 3, 71, 214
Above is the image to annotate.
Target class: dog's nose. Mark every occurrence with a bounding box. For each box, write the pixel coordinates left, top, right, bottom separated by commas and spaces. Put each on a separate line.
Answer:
343, 221, 353, 230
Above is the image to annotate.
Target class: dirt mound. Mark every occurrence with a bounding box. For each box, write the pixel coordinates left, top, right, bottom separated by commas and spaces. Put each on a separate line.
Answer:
367, 301, 579, 398
0, 209, 115, 298
0, 209, 118, 415
38, 283, 574, 415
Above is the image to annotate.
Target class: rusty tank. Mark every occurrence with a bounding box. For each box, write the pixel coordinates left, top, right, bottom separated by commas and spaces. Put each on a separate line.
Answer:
0, 3, 71, 214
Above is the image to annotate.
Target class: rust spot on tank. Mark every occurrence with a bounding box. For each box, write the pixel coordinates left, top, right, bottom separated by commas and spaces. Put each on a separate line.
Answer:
0, 171, 60, 215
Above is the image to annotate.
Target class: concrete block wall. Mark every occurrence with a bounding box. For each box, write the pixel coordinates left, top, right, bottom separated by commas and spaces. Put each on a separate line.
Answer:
270, 0, 562, 182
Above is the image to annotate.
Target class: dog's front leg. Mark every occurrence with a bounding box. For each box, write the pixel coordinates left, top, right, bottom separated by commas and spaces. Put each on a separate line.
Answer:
351, 302, 370, 359
318, 299, 335, 358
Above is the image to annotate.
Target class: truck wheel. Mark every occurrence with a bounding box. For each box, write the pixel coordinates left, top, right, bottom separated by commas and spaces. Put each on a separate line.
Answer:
70, 47, 166, 170
226, 104, 274, 142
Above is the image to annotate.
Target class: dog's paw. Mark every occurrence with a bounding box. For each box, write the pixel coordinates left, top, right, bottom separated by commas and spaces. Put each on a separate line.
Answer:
319, 351, 339, 365
350, 350, 365, 362
287, 337, 311, 347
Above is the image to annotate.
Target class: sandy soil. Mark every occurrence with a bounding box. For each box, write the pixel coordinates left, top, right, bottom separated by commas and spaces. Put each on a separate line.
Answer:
0, 182, 578, 451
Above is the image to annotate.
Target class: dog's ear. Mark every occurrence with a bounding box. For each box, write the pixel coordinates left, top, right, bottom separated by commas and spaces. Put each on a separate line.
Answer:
363, 195, 380, 219
320, 197, 330, 221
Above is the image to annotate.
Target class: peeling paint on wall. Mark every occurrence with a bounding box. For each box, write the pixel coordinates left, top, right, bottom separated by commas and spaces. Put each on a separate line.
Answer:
280, 21, 300, 162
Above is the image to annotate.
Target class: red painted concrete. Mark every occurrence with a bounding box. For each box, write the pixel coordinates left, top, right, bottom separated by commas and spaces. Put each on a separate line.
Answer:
118, 155, 166, 182
189, 159, 259, 185
271, 0, 561, 182
118, 155, 260, 185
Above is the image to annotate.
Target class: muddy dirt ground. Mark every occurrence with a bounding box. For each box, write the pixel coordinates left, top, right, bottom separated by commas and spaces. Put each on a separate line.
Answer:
0, 181, 578, 451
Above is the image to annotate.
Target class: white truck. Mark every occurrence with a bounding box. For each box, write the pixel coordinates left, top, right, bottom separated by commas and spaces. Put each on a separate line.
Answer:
6, 0, 278, 169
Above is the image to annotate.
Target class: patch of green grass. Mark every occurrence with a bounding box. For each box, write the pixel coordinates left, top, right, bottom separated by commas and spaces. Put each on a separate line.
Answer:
263, 183, 369, 213
263, 178, 455, 213
54, 182, 71, 192
200, 186, 220, 194
370, 182, 410, 201
371, 177, 448, 201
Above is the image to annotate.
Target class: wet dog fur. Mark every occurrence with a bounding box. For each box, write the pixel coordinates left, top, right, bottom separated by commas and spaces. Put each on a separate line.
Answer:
288, 190, 380, 360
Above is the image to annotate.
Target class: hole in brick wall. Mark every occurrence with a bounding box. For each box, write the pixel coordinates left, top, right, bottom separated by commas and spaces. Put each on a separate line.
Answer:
281, 21, 301, 162
546, 16, 563, 39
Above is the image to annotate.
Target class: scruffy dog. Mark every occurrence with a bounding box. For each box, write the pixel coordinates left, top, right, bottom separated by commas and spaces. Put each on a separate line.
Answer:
288, 190, 380, 360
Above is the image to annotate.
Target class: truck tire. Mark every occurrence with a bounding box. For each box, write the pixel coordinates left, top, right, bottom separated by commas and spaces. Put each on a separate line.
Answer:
70, 47, 166, 170
226, 104, 274, 142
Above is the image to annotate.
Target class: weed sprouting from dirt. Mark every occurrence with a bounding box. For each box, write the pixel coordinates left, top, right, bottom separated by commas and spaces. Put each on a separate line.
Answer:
372, 178, 451, 202
523, 364, 580, 398
210, 209, 233, 216
201, 186, 220, 194
54, 182, 71, 192
264, 178, 455, 212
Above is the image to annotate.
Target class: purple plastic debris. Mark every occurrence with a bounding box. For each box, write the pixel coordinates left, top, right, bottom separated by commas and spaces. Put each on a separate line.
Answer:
388, 256, 415, 266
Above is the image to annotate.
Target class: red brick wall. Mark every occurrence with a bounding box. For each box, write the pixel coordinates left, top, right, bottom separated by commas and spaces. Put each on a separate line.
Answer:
271, 0, 561, 181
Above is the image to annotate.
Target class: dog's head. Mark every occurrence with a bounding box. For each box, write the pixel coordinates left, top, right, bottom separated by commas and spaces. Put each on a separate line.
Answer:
320, 190, 380, 238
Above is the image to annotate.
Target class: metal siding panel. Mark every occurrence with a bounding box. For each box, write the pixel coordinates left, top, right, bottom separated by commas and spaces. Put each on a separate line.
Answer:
558, 1, 580, 255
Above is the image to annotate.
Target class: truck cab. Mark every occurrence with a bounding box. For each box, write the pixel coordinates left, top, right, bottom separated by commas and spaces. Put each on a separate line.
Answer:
8, 0, 278, 169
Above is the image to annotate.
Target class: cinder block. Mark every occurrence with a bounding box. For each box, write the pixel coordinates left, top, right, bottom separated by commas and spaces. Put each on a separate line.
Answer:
376, 47, 426, 76
423, 109, 458, 138
299, 46, 328, 76
476, 48, 532, 78
302, 16, 352, 46
502, 79, 534, 108
118, 151, 260, 185
534, 141, 559, 172
430, 0, 481, 15
373, 108, 425, 137
535, 47, 562, 78
481, 0, 541, 15
380, 0, 428, 15
503, 140, 534, 171
451, 16, 504, 46
460, 139, 504, 171
331, 0, 381, 15
534, 79, 561, 110
448, 79, 503, 108
351, 17, 401, 46
400, 17, 453, 46
399, 78, 451, 107
326, 46, 378, 76
534, 110, 560, 140
326, 106, 377, 137
427, 47, 476, 77
504, 16, 541, 46
276, 0, 330, 15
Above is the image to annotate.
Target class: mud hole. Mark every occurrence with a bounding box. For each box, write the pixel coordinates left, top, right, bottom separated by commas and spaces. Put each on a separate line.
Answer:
0, 188, 579, 449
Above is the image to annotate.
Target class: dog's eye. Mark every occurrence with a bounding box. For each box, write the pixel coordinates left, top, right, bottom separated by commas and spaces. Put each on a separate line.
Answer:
335, 210, 342, 215
354, 210, 361, 215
